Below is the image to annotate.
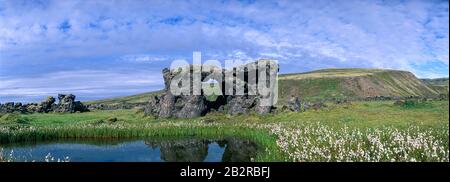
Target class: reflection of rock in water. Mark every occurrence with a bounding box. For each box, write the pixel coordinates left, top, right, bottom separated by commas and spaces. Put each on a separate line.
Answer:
145, 138, 258, 162
145, 139, 209, 162
221, 137, 258, 162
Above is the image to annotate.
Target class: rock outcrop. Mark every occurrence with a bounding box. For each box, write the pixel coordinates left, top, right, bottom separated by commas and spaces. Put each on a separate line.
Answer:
41, 96, 56, 112
144, 60, 279, 118
0, 94, 88, 114
283, 96, 302, 112
54, 94, 88, 113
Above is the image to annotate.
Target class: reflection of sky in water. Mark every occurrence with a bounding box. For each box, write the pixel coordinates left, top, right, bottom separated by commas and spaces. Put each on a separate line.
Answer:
2, 140, 241, 162
204, 143, 226, 162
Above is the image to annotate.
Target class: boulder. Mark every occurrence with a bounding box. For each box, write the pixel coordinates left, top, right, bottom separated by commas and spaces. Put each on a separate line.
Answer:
311, 102, 327, 110
26, 103, 43, 113
158, 93, 176, 118
73, 101, 89, 112
176, 95, 207, 118
162, 68, 174, 91
284, 96, 301, 112
13, 102, 28, 113
254, 96, 275, 115
144, 96, 160, 116
226, 96, 257, 115
54, 94, 76, 113
1, 102, 15, 113
54, 94, 88, 113
40, 96, 56, 113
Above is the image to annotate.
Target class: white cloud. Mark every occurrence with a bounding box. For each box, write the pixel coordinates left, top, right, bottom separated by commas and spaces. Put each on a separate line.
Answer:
120, 54, 168, 63
0, 70, 164, 102
0, 0, 448, 101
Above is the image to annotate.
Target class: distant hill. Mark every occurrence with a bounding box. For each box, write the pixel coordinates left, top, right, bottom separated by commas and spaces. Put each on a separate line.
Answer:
85, 90, 164, 105
278, 68, 439, 102
86, 68, 442, 104
421, 78, 449, 95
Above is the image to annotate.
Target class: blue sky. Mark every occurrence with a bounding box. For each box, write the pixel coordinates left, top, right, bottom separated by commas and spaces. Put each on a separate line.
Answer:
0, 0, 448, 103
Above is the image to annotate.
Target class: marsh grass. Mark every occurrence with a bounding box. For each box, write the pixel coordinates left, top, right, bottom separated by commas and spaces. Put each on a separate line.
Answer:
0, 123, 282, 161
0, 113, 31, 124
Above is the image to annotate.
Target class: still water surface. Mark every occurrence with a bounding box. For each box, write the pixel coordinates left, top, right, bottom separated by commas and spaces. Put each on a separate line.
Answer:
1, 138, 258, 162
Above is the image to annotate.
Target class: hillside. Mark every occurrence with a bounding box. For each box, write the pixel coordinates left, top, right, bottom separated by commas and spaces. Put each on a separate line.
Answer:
278, 68, 439, 101
86, 68, 441, 104
85, 90, 164, 105
421, 78, 449, 95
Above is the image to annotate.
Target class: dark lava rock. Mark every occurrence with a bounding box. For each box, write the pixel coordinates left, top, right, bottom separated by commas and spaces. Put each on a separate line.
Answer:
144, 60, 280, 118
226, 96, 256, 115
1, 94, 88, 114
176, 95, 207, 118
158, 93, 176, 118
284, 96, 302, 112
144, 96, 160, 116
40, 96, 56, 113
0, 102, 15, 113
54, 94, 88, 113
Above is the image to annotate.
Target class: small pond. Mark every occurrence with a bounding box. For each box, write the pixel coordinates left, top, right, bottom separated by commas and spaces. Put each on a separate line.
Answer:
1, 137, 258, 162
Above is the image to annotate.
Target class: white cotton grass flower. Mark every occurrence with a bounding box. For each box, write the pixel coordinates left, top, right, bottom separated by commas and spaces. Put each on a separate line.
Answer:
267, 123, 449, 162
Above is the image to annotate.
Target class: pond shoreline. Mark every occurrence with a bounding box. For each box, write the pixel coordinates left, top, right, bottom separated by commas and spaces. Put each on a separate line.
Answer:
0, 124, 282, 162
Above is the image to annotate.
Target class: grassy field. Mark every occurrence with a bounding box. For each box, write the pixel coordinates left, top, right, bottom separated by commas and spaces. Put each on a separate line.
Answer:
84, 90, 164, 105
1, 100, 448, 162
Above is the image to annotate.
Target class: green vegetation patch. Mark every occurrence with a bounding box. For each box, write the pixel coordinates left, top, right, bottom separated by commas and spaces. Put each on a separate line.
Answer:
0, 113, 31, 124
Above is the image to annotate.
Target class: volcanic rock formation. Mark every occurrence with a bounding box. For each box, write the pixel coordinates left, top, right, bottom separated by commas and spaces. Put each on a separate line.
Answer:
0, 94, 88, 114
144, 60, 279, 118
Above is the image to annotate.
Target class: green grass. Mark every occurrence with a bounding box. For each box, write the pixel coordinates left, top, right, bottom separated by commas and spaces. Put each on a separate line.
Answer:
278, 69, 440, 102
279, 68, 387, 80
1, 100, 448, 162
0, 113, 31, 124
84, 90, 164, 105
422, 77, 449, 95
422, 78, 449, 87
278, 77, 349, 102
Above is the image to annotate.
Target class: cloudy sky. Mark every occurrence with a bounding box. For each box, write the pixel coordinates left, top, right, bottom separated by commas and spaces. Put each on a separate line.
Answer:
0, 0, 448, 102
